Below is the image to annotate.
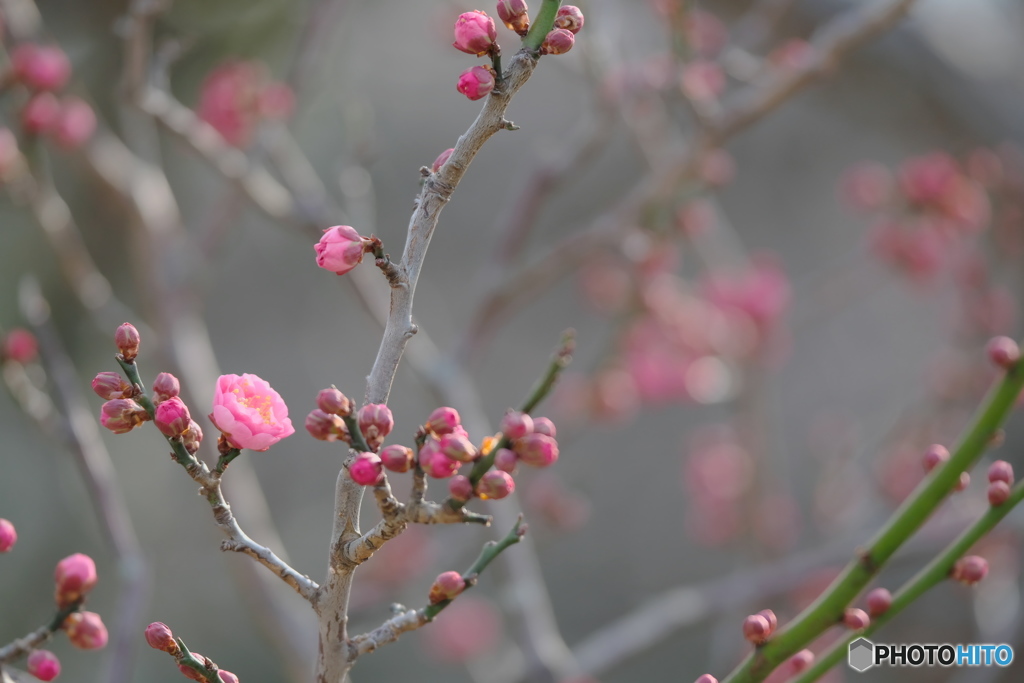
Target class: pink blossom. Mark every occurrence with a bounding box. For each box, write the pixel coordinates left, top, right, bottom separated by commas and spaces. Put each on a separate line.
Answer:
315, 225, 366, 275
476, 470, 515, 500
198, 61, 293, 147
54, 553, 97, 606
218, 672, 240, 683
426, 406, 461, 435
420, 438, 462, 478
700, 255, 791, 339
554, 5, 584, 34
457, 66, 496, 101
513, 433, 559, 467
3, 328, 38, 363
64, 611, 108, 650
155, 397, 191, 438
349, 452, 383, 486
152, 372, 181, 403
52, 97, 96, 150
12, 44, 71, 91
114, 323, 140, 361
144, 622, 177, 653
453, 11, 497, 56
496, 0, 530, 34
428, 571, 465, 603
898, 152, 960, 205
0, 518, 16, 552
500, 411, 533, 440
493, 448, 518, 473
439, 432, 478, 462
100, 398, 147, 434
210, 373, 295, 451
380, 444, 414, 473
448, 475, 474, 501
26, 650, 61, 681
540, 28, 575, 55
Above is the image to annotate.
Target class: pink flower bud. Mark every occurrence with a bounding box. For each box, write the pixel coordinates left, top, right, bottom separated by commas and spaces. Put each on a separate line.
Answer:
952, 555, 989, 585
922, 443, 949, 472
155, 397, 191, 438
843, 607, 870, 630
554, 5, 584, 34
64, 611, 108, 650
358, 403, 394, 439
152, 372, 180, 403
380, 444, 414, 473
218, 672, 240, 683
182, 421, 204, 455
144, 621, 178, 653
429, 570, 466, 604
453, 10, 498, 56
26, 649, 61, 681
439, 432, 479, 463
0, 518, 16, 552
306, 409, 347, 442
695, 676, 718, 683
500, 411, 533, 440
350, 452, 383, 486
317, 387, 353, 416
54, 553, 97, 607
431, 148, 454, 174
457, 65, 496, 101
988, 460, 1014, 485
100, 398, 148, 434
757, 609, 777, 635
531, 416, 556, 438
2, 328, 38, 363
22, 92, 61, 134
477, 470, 515, 500
988, 480, 1011, 506
12, 44, 71, 91
496, 0, 530, 34
449, 475, 474, 502
52, 97, 96, 150
540, 28, 574, 55
91, 372, 130, 400
954, 471, 970, 492
493, 447, 518, 473
513, 433, 559, 467
426, 407, 461, 435
420, 438, 462, 478
866, 587, 892, 617
115, 323, 141, 362
986, 336, 1020, 370
790, 649, 814, 673
742, 614, 771, 644
314, 225, 366, 276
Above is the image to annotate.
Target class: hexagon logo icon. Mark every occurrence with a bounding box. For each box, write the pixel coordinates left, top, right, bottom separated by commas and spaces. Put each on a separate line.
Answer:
848, 637, 875, 672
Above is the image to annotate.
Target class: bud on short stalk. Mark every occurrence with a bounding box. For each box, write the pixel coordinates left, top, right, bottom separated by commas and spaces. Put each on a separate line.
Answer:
145, 621, 178, 653
866, 587, 892, 617
843, 607, 870, 630
317, 387, 353, 416
497, 0, 530, 35
152, 372, 181, 403
554, 5, 585, 34
115, 322, 141, 362
64, 611, 108, 650
477, 470, 515, 500
426, 407, 461, 435
380, 444, 415, 473
449, 475, 475, 502
500, 410, 533, 440
453, 11, 498, 56
540, 29, 574, 56
429, 571, 466, 604
350, 452, 384, 486
952, 555, 989, 585
155, 397, 191, 438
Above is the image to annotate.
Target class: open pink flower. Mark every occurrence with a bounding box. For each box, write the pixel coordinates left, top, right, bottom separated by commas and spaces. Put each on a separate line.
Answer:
210, 374, 295, 451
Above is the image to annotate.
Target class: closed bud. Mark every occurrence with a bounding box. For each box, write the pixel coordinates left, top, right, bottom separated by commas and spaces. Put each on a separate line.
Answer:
457, 65, 496, 101
12, 44, 70, 91
477, 470, 515, 500
218, 672, 240, 683
540, 28, 574, 56
757, 609, 777, 636
554, 5, 584, 34
986, 336, 1020, 370
439, 432, 478, 462
988, 480, 1011, 506
988, 460, 1014, 485
695, 676, 718, 683
315, 226, 366, 276
954, 471, 970, 492
922, 444, 949, 472
316, 387, 353, 416
866, 587, 892, 617
531, 416, 556, 438
426, 407, 461, 435
420, 439, 462, 478
26, 649, 61, 682
152, 372, 180, 403
64, 611, 108, 650
449, 475, 474, 502
453, 10, 498, 56
92, 372, 131, 400
3, 328, 38, 364
513, 433, 559, 467
500, 411, 533, 440
952, 555, 988, 585
380, 444, 414, 473
843, 607, 870, 630
155, 397, 191, 438
790, 649, 814, 673
496, 0, 530, 35
305, 409, 348, 442
358, 403, 394, 440
428, 570, 466, 604
0, 518, 16, 552
144, 621, 178, 653
100, 398, 148, 434
115, 323, 141, 362
742, 614, 770, 644
182, 421, 204, 455
493, 447, 518, 473
350, 452, 384, 486
431, 148, 454, 174
54, 553, 97, 607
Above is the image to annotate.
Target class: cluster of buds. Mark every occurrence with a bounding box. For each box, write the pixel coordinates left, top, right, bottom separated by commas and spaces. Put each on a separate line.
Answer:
197, 60, 294, 148
1, 327, 38, 364
952, 555, 989, 585
55, 554, 108, 649
741, 608, 777, 645
494, 410, 559, 470
305, 386, 354, 442
145, 622, 240, 682
986, 460, 1014, 507
9, 43, 96, 149
542, 5, 584, 55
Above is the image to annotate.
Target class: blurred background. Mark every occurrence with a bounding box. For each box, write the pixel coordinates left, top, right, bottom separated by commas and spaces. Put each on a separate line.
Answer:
2, 0, 1024, 681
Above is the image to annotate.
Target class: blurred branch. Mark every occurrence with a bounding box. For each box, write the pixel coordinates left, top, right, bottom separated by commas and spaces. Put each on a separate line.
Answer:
18, 279, 149, 683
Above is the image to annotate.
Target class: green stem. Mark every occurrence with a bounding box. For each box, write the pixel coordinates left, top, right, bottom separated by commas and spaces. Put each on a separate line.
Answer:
721, 360, 1024, 683
342, 413, 371, 453
174, 637, 221, 681
117, 356, 156, 418
423, 516, 526, 620
793, 479, 1024, 682
522, 0, 562, 52
214, 448, 242, 475
0, 600, 82, 663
